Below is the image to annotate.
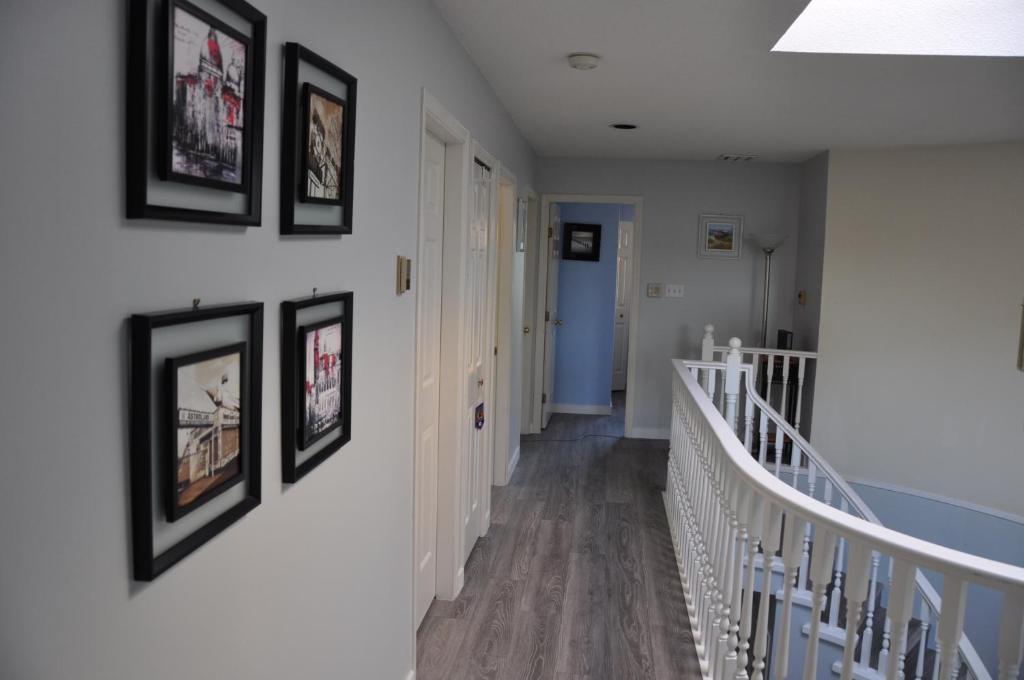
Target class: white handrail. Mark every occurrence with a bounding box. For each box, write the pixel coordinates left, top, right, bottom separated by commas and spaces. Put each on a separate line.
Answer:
667, 356, 1024, 680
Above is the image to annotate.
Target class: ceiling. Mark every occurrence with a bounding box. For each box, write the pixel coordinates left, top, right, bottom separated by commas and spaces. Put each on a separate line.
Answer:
432, 0, 1024, 162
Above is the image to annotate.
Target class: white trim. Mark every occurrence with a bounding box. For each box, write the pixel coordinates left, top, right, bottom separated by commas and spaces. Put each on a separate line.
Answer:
549, 403, 613, 415
532, 193, 644, 438
507, 445, 520, 482
628, 426, 670, 440
405, 671, 416, 680
491, 166, 518, 487
846, 476, 1024, 527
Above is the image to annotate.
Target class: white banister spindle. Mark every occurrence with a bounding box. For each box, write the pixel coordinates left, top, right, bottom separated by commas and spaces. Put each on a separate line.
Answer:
736, 493, 765, 680
724, 486, 750, 680
997, 589, 1024, 680
743, 380, 754, 451
724, 338, 742, 432
707, 367, 718, 404
936, 576, 968, 680
794, 356, 807, 434
878, 558, 894, 672
751, 502, 783, 680
757, 404, 769, 466
840, 540, 874, 680
780, 356, 791, 417
916, 605, 930, 680
803, 528, 838, 680
701, 324, 715, 361
774, 512, 808, 679
859, 552, 881, 667
830, 500, 849, 628
773, 420, 784, 478
765, 353, 776, 407
885, 559, 918, 680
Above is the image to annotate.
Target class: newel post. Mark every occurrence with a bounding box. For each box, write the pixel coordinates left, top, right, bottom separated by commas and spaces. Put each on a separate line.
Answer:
701, 324, 716, 361
724, 337, 742, 431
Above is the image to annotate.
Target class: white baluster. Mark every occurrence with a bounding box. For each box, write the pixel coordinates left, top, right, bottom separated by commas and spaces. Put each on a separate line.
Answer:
702, 323, 716, 361
840, 540, 874, 680
757, 404, 769, 466
798, 464, 817, 593
780, 355, 791, 418
997, 589, 1024, 680
885, 559, 917, 680
766, 352, 776, 407
717, 473, 740, 678
725, 485, 750, 680
751, 503, 783, 680
773, 420, 784, 478
859, 552, 881, 667
794, 356, 807, 435
936, 576, 968, 680
724, 338, 743, 432
829, 499, 849, 628
708, 367, 718, 404
878, 558, 893, 673
915, 605, 930, 680
743, 377, 755, 452
736, 494, 765, 680
803, 528, 838, 680
774, 512, 808, 679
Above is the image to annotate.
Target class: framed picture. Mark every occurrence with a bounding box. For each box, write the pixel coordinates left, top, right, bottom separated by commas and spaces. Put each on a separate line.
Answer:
698, 214, 744, 259
515, 196, 528, 252
129, 301, 263, 581
281, 292, 353, 482
127, 0, 267, 224
280, 43, 358, 234
562, 222, 602, 261
166, 342, 246, 521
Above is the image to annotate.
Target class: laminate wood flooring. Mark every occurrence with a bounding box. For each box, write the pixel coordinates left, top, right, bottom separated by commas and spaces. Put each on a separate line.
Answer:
417, 394, 702, 680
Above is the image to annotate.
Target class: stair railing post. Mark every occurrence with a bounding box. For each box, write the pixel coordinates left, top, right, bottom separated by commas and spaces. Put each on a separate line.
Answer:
702, 324, 716, 361
724, 337, 742, 432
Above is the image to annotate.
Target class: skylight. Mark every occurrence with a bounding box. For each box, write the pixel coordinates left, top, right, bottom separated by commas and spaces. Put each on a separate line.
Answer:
772, 0, 1024, 57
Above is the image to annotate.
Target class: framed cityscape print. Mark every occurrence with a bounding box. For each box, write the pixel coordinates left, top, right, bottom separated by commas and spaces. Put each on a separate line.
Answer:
562, 222, 602, 262
126, 0, 267, 225
280, 42, 358, 234
281, 291, 353, 482
129, 301, 263, 581
698, 214, 743, 259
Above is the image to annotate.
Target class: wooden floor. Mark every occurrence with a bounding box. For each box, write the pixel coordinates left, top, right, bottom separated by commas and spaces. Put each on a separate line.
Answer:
416, 394, 702, 680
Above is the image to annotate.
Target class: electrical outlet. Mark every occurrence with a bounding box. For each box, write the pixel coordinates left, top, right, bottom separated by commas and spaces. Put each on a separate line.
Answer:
646, 283, 663, 298
664, 284, 685, 298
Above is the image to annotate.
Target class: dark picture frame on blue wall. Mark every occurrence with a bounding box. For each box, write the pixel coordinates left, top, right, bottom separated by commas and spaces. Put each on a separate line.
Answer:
126, 0, 267, 225
129, 301, 263, 581
280, 43, 358, 234
281, 291, 354, 483
562, 222, 602, 261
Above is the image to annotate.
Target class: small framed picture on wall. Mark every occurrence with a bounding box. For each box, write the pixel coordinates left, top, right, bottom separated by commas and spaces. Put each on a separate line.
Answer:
562, 222, 602, 261
698, 214, 743, 259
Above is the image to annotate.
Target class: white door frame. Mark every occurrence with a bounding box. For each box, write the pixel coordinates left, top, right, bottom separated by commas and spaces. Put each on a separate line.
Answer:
413, 91, 472, 633
491, 167, 519, 486
518, 190, 539, 435
529, 194, 644, 437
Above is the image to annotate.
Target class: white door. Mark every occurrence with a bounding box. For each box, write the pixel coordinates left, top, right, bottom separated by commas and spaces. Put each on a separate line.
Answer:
541, 204, 561, 429
414, 132, 445, 627
464, 159, 493, 559
611, 220, 633, 391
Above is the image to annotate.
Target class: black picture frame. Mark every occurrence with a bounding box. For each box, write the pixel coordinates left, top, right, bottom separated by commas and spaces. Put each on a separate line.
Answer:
127, 0, 267, 225
129, 301, 263, 581
562, 222, 602, 261
281, 292, 354, 482
165, 341, 247, 522
299, 83, 347, 206
280, 42, 358, 235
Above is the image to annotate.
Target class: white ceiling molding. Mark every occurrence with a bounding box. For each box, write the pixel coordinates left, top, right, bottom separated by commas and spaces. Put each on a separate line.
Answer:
774, 0, 1024, 57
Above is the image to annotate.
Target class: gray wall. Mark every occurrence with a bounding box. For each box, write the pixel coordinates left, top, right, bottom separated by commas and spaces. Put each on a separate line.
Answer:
813, 142, 1024, 517
538, 158, 802, 433
792, 152, 829, 351
0, 1, 535, 679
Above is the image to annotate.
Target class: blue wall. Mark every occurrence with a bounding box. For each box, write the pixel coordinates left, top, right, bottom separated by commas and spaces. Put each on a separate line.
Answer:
552, 203, 625, 407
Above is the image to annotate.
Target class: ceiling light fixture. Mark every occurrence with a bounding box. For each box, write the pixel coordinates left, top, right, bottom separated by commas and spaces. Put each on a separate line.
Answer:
610, 123, 637, 130
567, 53, 600, 70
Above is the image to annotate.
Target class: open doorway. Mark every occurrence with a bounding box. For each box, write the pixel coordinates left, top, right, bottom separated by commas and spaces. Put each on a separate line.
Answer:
525, 195, 642, 436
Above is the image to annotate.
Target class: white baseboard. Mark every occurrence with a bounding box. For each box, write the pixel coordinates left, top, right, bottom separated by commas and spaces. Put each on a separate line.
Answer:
405, 670, 416, 680
550, 402, 612, 415
507, 445, 520, 481
629, 426, 670, 440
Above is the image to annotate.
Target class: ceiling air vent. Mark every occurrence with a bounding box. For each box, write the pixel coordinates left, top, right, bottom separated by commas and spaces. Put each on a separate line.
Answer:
718, 154, 758, 162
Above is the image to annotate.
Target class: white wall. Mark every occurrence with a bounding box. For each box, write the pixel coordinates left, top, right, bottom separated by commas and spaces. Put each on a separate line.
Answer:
538, 159, 801, 433
0, 1, 534, 678
792, 152, 829, 351
813, 142, 1024, 516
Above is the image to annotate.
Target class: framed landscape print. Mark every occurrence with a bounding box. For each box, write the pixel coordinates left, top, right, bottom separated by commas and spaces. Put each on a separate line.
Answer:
300, 84, 345, 204
562, 222, 602, 261
126, 0, 267, 225
129, 301, 263, 581
165, 0, 251, 191
280, 43, 358, 234
166, 342, 246, 521
281, 292, 353, 482
698, 214, 744, 259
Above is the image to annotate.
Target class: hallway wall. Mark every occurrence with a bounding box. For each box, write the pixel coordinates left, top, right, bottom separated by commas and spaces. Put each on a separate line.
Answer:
538, 158, 801, 435
552, 202, 624, 409
0, 1, 535, 679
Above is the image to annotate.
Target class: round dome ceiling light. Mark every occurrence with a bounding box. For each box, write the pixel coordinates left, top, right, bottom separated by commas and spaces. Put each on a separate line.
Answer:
567, 53, 600, 70
610, 123, 637, 130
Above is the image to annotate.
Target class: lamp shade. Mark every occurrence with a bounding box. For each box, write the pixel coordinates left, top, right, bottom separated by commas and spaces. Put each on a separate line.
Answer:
749, 233, 787, 250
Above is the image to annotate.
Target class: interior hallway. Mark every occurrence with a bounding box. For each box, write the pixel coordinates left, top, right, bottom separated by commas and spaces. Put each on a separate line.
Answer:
416, 393, 702, 679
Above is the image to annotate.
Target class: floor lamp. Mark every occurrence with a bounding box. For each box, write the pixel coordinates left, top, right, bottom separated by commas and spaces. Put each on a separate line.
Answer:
749, 234, 787, 347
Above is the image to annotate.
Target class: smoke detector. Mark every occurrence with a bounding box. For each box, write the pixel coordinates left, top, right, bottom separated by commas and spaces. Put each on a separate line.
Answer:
568, 53, 600, 70
718, 154, 758, 162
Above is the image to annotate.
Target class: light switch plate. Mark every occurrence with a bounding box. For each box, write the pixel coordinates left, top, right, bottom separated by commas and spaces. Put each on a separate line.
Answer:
664, 284, 685, 298
646, 283, 663, 298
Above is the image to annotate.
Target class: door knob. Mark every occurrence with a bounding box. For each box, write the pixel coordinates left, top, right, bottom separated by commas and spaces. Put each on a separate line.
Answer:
523, 326, 531, 334
553, 319, 564, 326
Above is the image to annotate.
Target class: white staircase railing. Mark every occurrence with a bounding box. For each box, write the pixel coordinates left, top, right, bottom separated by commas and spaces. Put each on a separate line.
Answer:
666, 342, 1024, 680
